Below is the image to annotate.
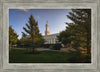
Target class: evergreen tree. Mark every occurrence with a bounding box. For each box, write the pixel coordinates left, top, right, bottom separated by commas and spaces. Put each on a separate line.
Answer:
58, 23, 79, 48
67, 9, 91, 54
9, 26, 18, 51
22, 15, 44, 53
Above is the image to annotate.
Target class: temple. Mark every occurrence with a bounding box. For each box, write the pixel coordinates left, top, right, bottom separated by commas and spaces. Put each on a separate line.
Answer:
43, 21, 59, 44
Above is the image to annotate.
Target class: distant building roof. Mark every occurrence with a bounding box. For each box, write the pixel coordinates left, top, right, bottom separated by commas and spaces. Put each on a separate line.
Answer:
43, 33, 59, 37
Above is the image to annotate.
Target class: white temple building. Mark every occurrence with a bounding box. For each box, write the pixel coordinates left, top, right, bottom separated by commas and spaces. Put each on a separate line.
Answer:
43, 21, 59, 44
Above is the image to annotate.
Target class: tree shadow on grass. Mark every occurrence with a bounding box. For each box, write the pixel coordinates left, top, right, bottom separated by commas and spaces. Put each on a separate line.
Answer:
24, 50, 41, 55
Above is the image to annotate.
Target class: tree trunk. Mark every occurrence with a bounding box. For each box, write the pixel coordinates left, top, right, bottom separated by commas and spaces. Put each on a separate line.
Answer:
32, 37, 35, 54
9, 43, 12, 51
32, 47, 35, 53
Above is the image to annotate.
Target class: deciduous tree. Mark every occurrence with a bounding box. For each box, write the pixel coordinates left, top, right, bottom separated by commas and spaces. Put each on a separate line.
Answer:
9, 26, 18, 51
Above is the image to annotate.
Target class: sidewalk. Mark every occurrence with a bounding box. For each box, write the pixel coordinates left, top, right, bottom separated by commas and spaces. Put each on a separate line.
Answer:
12, 47, 76, 52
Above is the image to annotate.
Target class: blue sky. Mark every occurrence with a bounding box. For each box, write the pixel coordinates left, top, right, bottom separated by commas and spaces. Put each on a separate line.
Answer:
9, 9, 72, 39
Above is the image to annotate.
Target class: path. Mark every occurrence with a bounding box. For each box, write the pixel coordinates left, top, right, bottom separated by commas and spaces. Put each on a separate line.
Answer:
12, 48, 72, 52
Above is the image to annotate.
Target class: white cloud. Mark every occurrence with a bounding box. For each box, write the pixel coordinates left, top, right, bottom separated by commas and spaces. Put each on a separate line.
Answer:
19, 9, 29, 12
37, 16, 40, 19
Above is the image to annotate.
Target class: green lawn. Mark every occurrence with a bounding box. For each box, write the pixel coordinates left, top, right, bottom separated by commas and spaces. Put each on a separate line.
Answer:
9, 49, 90, 63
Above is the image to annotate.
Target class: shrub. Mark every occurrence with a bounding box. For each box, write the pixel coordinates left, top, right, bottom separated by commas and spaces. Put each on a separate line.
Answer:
43, 44, 51, 48
53, 44, 62, 50
43, 44, 62, 50
49, 45, 54, 50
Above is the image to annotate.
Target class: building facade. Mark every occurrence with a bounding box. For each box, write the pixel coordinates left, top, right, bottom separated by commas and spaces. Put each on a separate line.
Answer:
43, 21, 59, 44
44, 33, 59, 44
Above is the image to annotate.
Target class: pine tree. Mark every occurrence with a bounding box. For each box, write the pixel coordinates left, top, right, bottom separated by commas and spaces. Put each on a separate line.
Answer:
22, 15, 44, 53
67, 9, 91, 54
58, 23, 79, 49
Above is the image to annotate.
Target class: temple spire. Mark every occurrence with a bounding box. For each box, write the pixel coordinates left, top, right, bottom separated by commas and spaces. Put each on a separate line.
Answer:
45, 21, 50, 35
46, 20, 48, 24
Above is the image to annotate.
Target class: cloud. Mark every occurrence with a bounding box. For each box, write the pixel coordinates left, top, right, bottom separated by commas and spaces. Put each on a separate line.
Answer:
19, 9, 29, 12
37, 16, 40, 19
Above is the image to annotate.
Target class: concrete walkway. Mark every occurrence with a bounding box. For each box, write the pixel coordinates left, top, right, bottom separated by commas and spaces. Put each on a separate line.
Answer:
12, 48, 27, 50
36, 48, 51, 51
36, 48, 69, 52
12, 47, 76, 52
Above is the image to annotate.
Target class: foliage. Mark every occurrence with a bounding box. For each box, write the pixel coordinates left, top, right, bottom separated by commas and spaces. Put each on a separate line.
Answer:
58, 24, 76, 45
9, 26, 18, 45
43, 44, 54, 48
21, 15, 45, 50
49, 45, 54, 50
49, 44, 62, 50
58, 9, 91, 54
67, 9, 91, 54
53, 44, 62, 50
20, 37, 32, 47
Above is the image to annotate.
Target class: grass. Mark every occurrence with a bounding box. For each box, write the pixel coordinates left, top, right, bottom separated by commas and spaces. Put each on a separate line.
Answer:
9, 49, 91, 63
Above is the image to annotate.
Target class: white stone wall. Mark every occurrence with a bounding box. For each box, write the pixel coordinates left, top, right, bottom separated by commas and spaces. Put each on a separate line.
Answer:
43, 33, 59, 44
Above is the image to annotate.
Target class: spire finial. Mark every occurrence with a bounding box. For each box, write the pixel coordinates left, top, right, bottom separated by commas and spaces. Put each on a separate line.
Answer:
46, 20, 48, 24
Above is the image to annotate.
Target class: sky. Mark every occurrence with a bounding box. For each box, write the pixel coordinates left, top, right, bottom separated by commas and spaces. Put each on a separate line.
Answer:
9, 9, 72, 39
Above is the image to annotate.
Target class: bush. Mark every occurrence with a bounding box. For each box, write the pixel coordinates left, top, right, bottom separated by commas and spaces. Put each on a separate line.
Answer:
43, 44, 62, 50
53, 44, 62, 50
49, 44, 62, 50
49, 45, 54, 50
43, 44, 51, 48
